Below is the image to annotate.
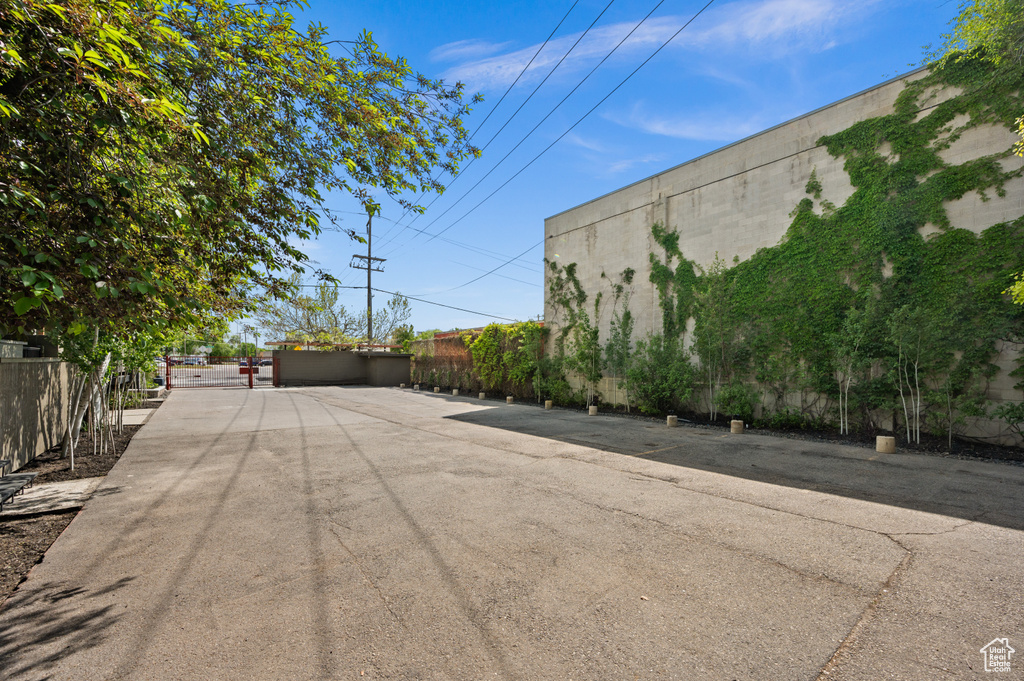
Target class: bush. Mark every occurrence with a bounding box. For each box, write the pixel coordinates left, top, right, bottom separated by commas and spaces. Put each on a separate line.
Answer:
715, 382, 758, 422
534, 355, 579, 404
762, 407, 807, 430
626, 334, 695, 415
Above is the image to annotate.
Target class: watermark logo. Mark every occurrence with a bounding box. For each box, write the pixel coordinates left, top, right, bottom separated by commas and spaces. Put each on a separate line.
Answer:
981, 638, 1015, 673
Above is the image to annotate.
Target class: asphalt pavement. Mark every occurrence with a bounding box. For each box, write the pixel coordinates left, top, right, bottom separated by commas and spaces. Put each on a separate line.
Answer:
0, 386, 1020, 680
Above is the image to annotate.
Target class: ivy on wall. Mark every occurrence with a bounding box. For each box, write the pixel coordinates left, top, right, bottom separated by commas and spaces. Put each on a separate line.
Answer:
546, 50, 1024, 443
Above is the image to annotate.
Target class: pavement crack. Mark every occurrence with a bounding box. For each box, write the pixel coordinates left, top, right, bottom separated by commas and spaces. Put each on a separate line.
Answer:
533, 484, 869, 594
325, 523, 406, 628
815, 548, 913, 680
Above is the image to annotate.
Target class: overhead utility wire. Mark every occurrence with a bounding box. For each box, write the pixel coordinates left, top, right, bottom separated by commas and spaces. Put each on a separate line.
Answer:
290, 283, 522, 322
412, 0, 670, 248
372, 288, 521, 322
410, 0, 719, 264
374, 0, 582, 247
326, 210, 540, 272
410, 239, 544, 296
376, 0, 615, 253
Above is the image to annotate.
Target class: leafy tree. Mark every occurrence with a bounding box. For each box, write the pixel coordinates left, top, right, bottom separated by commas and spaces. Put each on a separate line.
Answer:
692, 254, 739, 421
256, 274, 410, 346
830, 307, 870, 435
626, 334, 695, 415
565, 297, 603, 407
603, 268, 635, 410
933, 0, 1024, 66
714, 381, 758, 422
1, 0, 480, 334
392, 324, 415, 353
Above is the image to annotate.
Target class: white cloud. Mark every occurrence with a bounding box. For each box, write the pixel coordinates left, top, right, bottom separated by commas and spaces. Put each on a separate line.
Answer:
440, 0, 880, 90
443, 17, 680, 90
563, 132, 606, 152
430, 39, 514, 63
686, 0, 878, 54
610, 101, 769, 142
606, 153, 666, 174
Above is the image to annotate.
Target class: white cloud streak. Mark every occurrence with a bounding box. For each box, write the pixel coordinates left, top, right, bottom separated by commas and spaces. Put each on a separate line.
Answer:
430, 39, 514, 63
609, 101, 771, 142
441, 0, 880, 91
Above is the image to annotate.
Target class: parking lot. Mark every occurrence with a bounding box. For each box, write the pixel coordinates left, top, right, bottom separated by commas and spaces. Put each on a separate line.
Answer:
0, 386, 1020, 679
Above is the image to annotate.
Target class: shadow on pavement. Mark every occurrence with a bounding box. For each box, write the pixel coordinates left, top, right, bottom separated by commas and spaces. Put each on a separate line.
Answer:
444, 405, 1024, 532
0, 577, 135, 679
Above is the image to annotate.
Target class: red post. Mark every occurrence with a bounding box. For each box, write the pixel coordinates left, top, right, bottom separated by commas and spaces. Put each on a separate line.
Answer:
165, 355, 171, 390
248, 357, 254, 389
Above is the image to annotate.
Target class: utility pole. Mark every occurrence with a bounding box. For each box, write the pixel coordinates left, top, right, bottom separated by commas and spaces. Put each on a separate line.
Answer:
350, 210, 385, 347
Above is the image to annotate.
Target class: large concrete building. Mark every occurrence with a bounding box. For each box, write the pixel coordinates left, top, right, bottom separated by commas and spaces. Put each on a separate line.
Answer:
543, 68, 1024, 423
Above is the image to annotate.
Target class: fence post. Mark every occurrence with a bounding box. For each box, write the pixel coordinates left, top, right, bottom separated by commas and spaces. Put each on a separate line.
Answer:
248, 357, 254, 389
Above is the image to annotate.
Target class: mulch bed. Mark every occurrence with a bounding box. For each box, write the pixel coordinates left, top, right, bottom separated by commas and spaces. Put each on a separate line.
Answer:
0, 400, 162, 609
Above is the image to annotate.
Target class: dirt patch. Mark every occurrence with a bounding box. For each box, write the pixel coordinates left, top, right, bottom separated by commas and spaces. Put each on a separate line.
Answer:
23, 424, 142, 484
0, 512, 77, 605
0, 401, 161, 609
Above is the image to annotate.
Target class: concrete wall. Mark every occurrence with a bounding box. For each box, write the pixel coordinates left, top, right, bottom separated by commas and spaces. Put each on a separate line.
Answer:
543, 69, 1024, 442
0, 358, 72, 471
363, 354, 412, 387
274, 351, 411, 387
544, 69, 1023, 343
275, 351, 366, 386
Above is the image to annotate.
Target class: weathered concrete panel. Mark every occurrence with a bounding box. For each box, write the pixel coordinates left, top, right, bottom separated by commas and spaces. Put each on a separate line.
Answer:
274, 350, 410, 387
0, 358, 72, 471
275, 350, 366, 386
364, 354, 411, 387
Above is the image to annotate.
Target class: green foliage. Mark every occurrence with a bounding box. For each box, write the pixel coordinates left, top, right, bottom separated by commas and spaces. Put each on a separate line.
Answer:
692, 254, 743, 420
648, 223, 698, 338
714, 382, 758, 422
604, 269, 636, 409
1008, 270, 1024, 304
719, 51, 1024, 432
992, 401, 1024, 441
543, 50, 1023, 443
392, 325, 415, 353
467, 322, 545, 397
546, 259, 587, 355
626, 335, 695, 415
1, 0, 480, 335
560, 293, 602, 406
931, 0, 1024, 66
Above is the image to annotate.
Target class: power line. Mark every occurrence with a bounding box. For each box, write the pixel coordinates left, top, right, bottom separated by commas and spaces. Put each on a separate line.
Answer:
403, 0, 720, 253
409, 0, 671, 249
290, 282, 524, 323
410, 240, 544, 296
344, 211, 540, 272
374, 0, 583, 248
376, 0, 617, 254
449, 260, 541, 287
372, 288, 522, 322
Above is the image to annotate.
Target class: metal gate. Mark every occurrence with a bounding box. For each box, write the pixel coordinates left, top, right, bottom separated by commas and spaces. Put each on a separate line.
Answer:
164, 356, 278, 389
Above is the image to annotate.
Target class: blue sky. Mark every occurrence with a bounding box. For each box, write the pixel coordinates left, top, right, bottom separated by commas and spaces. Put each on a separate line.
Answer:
247, 0, 961, 339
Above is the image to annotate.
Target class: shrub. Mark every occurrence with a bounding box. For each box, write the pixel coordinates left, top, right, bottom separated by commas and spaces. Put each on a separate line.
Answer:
714, 382, 758, 422
626, 334, 696, 415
